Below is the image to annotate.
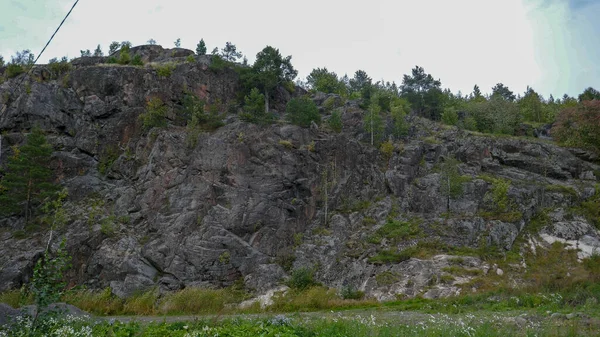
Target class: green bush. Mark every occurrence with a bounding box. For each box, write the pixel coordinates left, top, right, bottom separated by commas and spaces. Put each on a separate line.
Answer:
5, 63, 24, 78
287, 267, 318, 290
209, 54, 229, 72
441, 107, 459, 126
241, 88, 274, 124
131, 54, 143, 66
139, 97, 168, 131
47, 57, 71, 78
155, 63, 175, 77
327, 109, 343, 133
340, 286, 365, 300
286, 97, 320, 127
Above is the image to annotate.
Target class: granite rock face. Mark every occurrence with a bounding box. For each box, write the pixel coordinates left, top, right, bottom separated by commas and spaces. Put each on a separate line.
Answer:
1, 52, 599, 299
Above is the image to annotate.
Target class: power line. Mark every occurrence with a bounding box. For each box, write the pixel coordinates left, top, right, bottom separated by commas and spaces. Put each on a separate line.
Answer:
8, 0, 81, 97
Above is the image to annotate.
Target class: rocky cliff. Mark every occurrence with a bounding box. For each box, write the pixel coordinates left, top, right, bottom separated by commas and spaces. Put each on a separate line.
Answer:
1, 46, 599, 300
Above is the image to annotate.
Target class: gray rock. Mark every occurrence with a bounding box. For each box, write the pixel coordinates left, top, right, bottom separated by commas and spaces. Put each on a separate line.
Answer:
0, 303, 19, 326
1, 48, 600, 301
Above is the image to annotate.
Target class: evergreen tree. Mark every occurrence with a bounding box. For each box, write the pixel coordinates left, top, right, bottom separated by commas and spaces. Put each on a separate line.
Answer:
221, 42, 242, 62
0, 55, 4, 67
491, 83, 516, 102
93, 45, 103, 57
349, 70, 372, 95
196, 39, 207, 55
400, 66, 445, 119
0, 127, 58, 223
80, 49, 91, 57
471, 85, 485, 102
108, 41, 120, 55
147, 39, 157, 45
241, 88, 273, 125
174, 38, 181, 48
286, 97, 320, 127
578, 87, 600, 102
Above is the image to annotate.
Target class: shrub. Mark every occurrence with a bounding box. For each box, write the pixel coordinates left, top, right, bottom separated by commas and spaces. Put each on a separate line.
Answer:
369, 247, 417, 264
155, 63, 175, 77
47, 57, 71, 78
551, 100, 600, 153
441, 107, 459, 126
131, 54, 143, 66
340, 286, 365, 300
209, 54, 229, 72
139, 97, 168, 131
241, 88, 274, 124
327, 109, 343, 133
287, 268, 317, 290
5, 63, 24, 78
118, 45, 131, 65
186, 55, 195, 63
375, 271, 400, 285
286, 97, 320, 127
380, 140, 394, 162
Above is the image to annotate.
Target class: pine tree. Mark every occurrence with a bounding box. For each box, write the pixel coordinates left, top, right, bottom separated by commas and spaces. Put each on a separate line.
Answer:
0, 127, 59, 223
93, 45, 103, 57
196, 39, 207, 55
108, 41, 120, 55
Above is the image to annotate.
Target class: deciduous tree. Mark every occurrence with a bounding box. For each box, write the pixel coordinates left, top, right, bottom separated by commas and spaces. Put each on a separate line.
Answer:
250, 46, 297, 113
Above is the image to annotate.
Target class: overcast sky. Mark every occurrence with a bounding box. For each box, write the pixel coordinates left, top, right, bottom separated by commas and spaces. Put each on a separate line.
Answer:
1, 0, 598, 99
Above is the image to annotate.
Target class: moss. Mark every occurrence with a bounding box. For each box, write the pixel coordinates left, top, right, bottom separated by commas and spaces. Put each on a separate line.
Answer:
100, 215, 117, 237
98, 145, 121, 175
573, 185, 600, 229
442, 266, 483, 277
362, 217, 377, 226
545, 184, 578, 197
219, 251, 231, 264
375, 271, 400, 285
369, 246, 417, 264
373, 218, 422, 243
338, 198, 371, 214
154, 63, 176, 77
278, 139, 294, 149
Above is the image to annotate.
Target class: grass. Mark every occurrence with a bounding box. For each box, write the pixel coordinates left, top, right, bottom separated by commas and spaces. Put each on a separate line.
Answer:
3, 305, 599, 336
442, 265, 483, 277
545, 184, 579, 197
338, 198, 371, 214
278, 139, 295, 149
368, 218, 422, 244
153, 63, 176, 77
